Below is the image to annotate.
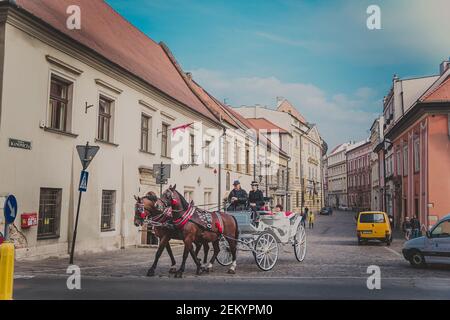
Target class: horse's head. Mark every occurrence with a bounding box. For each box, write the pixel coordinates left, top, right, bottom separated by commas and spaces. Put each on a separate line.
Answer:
133, 192, 162, 226
161, 184, 188, 215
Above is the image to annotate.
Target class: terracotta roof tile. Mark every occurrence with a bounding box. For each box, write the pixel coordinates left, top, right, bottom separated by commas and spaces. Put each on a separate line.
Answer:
14, 0, 218, 123
421, 76, 450, 102
245, 118, 289, 134
277, 99, 307, 124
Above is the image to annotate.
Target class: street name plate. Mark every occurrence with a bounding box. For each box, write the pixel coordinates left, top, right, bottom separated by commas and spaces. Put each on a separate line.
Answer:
9, 138, 32, 150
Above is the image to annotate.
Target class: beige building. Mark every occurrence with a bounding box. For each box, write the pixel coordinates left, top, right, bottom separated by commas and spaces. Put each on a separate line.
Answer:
326, 142, 353, 208
235, 98, 325, 213
0, 0, 231, 258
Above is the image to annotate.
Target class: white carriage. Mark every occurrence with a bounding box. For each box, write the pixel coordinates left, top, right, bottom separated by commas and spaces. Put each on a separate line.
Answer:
217, 209, 307, 271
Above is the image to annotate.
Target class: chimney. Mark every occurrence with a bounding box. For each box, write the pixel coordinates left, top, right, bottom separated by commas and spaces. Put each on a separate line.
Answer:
185, 72, 192, 80
276, 96, 284, 108
439, 57, 450, 75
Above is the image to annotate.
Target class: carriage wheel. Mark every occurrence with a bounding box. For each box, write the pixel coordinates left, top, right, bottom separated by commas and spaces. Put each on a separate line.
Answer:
294, 224, 307, 262
216, 236, 233, 266
254, 233, 278, 271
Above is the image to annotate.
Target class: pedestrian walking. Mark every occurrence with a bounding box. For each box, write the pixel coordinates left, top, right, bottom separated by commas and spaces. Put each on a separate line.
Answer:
308, 210, 315, 229
402, 216, 412, 240
411, 216, 421, 239
301, 207, 308, 228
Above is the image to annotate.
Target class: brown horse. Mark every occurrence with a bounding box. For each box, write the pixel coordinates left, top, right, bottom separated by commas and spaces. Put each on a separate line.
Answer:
160, 185, 239, 278
134, 192, 209, 277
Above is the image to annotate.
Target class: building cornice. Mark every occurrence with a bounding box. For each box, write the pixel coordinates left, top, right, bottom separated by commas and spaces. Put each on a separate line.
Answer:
385, 102, 450, 140
2, 3, 220, 129
46, 55, 83, 76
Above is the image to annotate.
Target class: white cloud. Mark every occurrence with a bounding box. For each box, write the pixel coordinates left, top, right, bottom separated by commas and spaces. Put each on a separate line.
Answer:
190, 68, 378, 150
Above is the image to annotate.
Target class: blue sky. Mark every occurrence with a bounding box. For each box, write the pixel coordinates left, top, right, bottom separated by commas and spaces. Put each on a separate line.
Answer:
106, 0, 450, 149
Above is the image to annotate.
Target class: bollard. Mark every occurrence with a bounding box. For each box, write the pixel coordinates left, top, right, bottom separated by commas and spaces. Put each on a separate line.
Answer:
0, 242, 14, 300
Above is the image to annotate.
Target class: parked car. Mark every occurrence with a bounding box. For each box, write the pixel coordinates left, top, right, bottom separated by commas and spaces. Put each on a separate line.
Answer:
338, 205, 349, 211
320, 207, 333, 215
356, 211, 392, 246
402, 213, 450, 267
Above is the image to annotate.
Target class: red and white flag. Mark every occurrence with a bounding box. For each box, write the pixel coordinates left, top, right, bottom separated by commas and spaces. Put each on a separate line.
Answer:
171, 122, 194, 136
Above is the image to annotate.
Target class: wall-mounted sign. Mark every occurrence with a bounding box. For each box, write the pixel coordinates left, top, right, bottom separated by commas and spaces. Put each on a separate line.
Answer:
21, 212, 38, 229
9, 138, 32, 150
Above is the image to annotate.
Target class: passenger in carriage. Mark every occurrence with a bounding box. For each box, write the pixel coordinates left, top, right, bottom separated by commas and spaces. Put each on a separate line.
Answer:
274, 204, 283, 213
249, 181, 265, 226
227, 180, 248, 211
248, 181, 265, 210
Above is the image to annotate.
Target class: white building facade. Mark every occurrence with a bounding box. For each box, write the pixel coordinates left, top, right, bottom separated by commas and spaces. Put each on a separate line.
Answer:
0, 1, 226, 258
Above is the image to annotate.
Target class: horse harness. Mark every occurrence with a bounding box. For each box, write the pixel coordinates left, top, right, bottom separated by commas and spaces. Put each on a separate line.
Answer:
142, 201, 224, 234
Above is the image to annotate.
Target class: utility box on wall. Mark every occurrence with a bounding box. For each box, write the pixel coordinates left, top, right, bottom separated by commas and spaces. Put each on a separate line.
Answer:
21, 213, 37, 229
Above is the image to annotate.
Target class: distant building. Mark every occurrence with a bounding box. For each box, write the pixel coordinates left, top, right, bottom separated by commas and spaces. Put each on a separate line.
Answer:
326, 142, 353, 208
346, 140, 372, 211
235, 99, 326, 213
369, 117, 384, 211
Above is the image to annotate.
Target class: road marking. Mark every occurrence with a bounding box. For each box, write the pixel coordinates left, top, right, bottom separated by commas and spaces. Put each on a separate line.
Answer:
383, 246, 402, 258
14, 275, 35, 279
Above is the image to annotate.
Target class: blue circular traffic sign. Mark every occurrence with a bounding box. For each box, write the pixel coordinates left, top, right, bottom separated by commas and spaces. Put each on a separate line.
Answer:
4, 195, 17, 224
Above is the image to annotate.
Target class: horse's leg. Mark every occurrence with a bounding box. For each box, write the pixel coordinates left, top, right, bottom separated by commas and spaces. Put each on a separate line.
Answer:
165, 242, 177, 274
175, 236, 198, 278
201, 242, 209, 271
206, 239, 220, 272
189, 246, 203, 276
147, 235, 169, 277
227, 237, 238, 274
194, 242, 202, 261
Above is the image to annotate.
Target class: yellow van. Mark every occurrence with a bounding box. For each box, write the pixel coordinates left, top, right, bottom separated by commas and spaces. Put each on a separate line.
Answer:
356, 211, 392, 246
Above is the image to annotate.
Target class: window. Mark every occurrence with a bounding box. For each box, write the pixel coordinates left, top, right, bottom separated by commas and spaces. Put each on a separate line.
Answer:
224, 139, 231, 170
245, 147, 250, 174
296, 191, 300, 207
140, 114, 151, 152
414, 139, 420, 172
396, 151, 401, 176
184, 190, 194, 203
403, 145, 408, 176
161, 123, 169, 157
431, 220, 450, 238
37, 188, 62, 239
49, 76, 72, 131
189, 134, 195, 164
204, 140, 211, 167
204, 191, 212, 210
101, 190, 116, 231
226, 171, 230, 190
98, 96, 113, 142
235, 141, 241, 172
359, 213, 385, 223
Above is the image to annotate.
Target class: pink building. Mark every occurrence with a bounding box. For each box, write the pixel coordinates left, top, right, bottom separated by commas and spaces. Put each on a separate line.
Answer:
346, 140, 372, 211
384, 66, 450, 230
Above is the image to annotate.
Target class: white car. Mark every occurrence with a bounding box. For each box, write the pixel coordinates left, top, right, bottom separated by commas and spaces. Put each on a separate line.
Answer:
402, 214, 450, 267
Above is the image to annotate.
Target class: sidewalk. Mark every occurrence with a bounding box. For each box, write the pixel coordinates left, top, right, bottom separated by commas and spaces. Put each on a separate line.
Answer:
14, 245, 185, 278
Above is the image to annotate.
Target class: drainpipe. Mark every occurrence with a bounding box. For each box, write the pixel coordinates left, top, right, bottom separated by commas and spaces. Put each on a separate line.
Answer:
285, 157, 291, 211
218, 127, 226, 213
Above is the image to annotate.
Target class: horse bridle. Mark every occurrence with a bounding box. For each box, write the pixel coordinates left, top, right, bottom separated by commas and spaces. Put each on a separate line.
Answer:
163, 189, 186, 214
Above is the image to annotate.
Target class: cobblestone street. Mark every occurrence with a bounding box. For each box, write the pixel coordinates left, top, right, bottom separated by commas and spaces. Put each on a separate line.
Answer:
13, 210, 450, 299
